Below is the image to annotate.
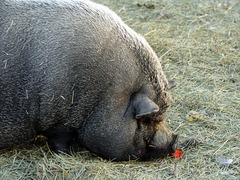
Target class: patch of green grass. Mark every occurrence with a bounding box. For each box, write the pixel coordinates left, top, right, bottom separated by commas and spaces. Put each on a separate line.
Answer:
1, 0, 239, 179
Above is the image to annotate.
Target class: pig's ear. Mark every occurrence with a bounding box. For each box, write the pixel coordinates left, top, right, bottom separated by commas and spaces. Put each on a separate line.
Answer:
133, 96, 159, 119
167, 80, 177, 90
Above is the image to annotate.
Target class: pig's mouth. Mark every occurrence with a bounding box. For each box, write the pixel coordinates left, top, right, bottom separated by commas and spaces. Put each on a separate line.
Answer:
141, 134, 179, 160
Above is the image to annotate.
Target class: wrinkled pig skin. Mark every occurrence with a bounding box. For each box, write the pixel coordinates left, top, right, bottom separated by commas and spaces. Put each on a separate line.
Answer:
0, 0, 177, 161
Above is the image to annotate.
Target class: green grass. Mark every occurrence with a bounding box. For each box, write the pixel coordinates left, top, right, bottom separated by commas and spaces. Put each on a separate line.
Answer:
1, 0, 239, 179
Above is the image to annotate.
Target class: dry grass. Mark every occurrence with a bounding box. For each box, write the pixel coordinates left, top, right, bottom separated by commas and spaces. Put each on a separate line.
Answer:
1, 0, 239, 179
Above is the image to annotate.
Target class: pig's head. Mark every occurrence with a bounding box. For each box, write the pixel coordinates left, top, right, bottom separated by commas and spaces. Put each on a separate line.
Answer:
75, 19, 178, 160
77, 80, 178, 161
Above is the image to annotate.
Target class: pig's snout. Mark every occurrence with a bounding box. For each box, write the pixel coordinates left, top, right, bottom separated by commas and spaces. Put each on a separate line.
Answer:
168, 134, 179, 154
149, 134, 179, 153
143, 134, 179, 159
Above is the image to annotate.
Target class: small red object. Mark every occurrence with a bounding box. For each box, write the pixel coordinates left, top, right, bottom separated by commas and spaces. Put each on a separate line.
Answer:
171, 149, 184, 159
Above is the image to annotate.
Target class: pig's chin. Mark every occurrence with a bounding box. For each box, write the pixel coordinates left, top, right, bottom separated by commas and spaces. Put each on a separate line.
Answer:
140, 146, 170, 160
129, 144, 168, 160
124, 144, 169, 161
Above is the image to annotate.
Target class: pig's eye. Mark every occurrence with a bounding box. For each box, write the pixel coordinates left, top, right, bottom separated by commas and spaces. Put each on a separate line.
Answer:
136, 117, 156, 137
141, 117, 151, 125
137, 116, 155, 126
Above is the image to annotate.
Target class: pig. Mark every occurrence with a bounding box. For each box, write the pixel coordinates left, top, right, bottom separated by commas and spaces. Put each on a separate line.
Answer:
0, 0, 178, 161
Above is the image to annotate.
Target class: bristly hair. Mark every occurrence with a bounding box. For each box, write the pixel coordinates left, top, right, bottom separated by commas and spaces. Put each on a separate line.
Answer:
6, 0, 172, 112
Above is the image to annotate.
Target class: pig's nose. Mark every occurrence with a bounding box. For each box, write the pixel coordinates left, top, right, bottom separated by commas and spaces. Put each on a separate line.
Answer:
168, 134, 179, 153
